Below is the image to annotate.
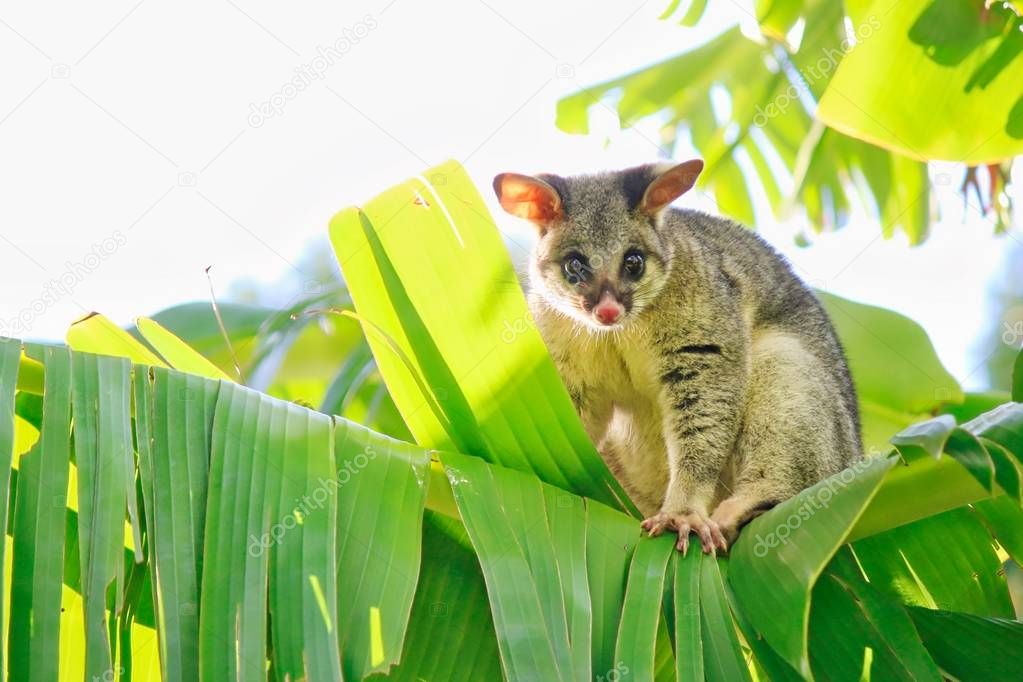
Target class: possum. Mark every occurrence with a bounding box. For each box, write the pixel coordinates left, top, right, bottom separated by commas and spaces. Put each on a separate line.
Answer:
492, 160, 861, 553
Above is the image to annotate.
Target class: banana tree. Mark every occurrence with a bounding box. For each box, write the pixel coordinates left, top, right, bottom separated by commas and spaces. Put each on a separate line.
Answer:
2, 161, 1022, 680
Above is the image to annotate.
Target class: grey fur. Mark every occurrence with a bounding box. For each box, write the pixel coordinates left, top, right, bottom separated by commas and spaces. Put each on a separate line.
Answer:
499, 163, 861, 548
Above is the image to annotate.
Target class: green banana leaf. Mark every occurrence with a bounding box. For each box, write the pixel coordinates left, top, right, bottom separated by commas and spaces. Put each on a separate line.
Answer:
71, 352, 139, 679
907, 607, 1023, 681
133, 366, 217, 682
9, 346, 72, 682
974, 495, 1023, 562
817, 0, 1023, 163
375, 511, 502, 682
852, 507, 1012, 616
334, 419, 430, 680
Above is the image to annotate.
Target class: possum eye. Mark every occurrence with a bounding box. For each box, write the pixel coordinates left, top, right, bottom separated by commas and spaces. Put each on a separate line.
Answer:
562, 253, 591, 285
622, 251, 645, 280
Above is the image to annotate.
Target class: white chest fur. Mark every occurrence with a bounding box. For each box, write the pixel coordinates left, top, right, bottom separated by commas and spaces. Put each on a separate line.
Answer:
531, 296, 671, 512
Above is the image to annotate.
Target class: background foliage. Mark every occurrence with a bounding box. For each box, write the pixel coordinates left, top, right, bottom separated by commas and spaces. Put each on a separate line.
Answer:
559, 0, 1021, 240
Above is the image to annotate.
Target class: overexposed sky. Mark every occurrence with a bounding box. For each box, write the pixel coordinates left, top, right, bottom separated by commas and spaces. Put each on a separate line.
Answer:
0, 0, 1019, 389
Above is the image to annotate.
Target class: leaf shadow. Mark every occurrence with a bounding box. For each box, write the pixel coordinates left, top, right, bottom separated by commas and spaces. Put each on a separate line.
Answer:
908, 1, 1023, 94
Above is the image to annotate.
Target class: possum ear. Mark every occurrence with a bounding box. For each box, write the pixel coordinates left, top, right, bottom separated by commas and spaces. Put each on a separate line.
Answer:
639, 159, 703, 216
492, 173, 563, 228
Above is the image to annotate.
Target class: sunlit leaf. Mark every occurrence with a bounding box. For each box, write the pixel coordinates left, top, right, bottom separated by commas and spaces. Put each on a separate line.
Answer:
135, 317, 232, 381
67, 313, 165, 365
818, 0, 1023, 162
852, 508, 1013, 618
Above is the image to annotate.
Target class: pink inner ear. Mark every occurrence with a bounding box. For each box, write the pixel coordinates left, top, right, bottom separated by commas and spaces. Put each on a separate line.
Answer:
497, 176, 561, 223
642, 160, 703, 214
649, 186, 674, 208
643, 179, 684, 214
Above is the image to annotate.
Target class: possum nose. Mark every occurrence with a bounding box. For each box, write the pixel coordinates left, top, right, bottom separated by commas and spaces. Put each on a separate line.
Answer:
594, 295, 623, 325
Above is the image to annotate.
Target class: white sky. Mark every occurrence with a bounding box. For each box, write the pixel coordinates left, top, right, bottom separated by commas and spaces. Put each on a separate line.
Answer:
1, 0, 1019, 390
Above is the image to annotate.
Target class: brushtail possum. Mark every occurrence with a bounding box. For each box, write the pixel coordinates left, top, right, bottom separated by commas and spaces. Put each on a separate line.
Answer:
492, 160, 861, 553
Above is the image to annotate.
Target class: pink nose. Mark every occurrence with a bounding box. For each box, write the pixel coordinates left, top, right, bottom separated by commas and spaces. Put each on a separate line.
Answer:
594, 301, 623, 325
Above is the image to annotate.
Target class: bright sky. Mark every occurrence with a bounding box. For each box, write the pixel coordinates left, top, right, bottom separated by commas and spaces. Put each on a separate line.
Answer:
1, 0, 1019, 390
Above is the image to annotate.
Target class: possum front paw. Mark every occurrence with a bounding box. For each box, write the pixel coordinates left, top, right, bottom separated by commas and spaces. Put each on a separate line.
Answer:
640, 510, 728, 555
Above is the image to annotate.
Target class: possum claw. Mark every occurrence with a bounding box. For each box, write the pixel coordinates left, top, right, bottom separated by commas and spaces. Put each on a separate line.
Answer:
642, 510, 727, 554
640, 512, 673, 536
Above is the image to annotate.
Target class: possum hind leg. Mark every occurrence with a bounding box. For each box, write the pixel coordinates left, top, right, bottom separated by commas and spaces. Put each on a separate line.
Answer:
711, 330, 848, 545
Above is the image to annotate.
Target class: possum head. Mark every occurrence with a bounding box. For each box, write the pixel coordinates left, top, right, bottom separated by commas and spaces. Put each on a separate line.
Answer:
493, 160, 703, 330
